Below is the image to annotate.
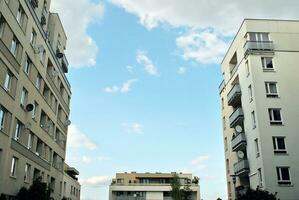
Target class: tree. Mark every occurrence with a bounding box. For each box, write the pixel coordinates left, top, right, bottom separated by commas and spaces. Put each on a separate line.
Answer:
16, 177, 52, 200
0, 194, 6, 200
181, 183, 192, 200
170, 174, 182, 200
236, 188, 277, 200
216, 198, 222, 200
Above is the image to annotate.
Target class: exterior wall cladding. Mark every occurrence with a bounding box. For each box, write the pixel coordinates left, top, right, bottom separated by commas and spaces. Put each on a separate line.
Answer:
0, 0, 80, 199
219, 19, 299, 200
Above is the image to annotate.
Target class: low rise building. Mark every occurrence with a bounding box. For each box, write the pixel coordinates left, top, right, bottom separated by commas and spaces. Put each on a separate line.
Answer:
109, 172, 200, 200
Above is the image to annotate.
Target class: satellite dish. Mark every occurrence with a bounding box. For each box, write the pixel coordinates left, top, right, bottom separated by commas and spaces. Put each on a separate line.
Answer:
56, 52, 64, 58
237, 151, 245, 159
235, 125, 243, 133
26, 104, 34, 112
64, 119, 71, 126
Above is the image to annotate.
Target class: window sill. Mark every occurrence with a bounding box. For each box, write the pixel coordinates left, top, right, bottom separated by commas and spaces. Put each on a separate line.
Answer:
274, 151, 288, 155
263, 69, 275, 72
270, 122, 283, 126
0, 85, 16, 100
10, 175, 17, 180
278, 183, 293, 187
266, 95, 279, 98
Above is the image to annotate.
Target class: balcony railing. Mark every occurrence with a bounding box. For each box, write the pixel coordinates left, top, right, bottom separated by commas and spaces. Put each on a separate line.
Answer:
231, 133, 246, 152
234, 159, 249, 176
219, 80, 225, 94
227, 84, 241, 107
229, 108, 244, 128
244, 41, 274, 55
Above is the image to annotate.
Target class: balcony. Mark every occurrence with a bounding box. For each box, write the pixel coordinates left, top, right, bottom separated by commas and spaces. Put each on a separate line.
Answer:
229, 108, 244, 128
244, 41, 274, 55
227, 84, 241, 107
231, 133, 246, 152
234, 160, 249, 176
219, 80, 225, 94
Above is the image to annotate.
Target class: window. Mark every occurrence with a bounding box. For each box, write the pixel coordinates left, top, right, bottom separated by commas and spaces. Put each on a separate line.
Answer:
16, 7, 24, 25
14, 120, 22, 141
248, 85, 253, 102
245, 60, 250, 76
224, 137, 228, 151
35, 74, 42, 89
10, 157, 18, 177
255, 138, 260, 157
0, 17, 5, 38
32, 101, 38, 119
20, 88, 28, 107
265, 82, 278, 97
276, 167, 291, 185
0, 107, 5, 131
273, 137, 287, 153
27, 132, 33, 150
223, 116, 226, 130
40, 50, 46, 64
30, 30, 37, 46
10, 37, 18, 56
258, 168, 263, 187
249, 32, 270, 42
4, 71, 12, 91
262, 57, 274, 70
24, 57, 32, 75
221, 98, 224, 109
269, 108, 282, 125
24, 163, 31, 182
226, 159, 230, 173
251, 111, 256, 129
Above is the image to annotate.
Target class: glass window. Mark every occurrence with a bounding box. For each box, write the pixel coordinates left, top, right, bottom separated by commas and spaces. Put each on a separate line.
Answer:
245, 60, 250, 76
16, 7, 23, 24
32, 101, 38, 119
30, 30, 37, 46
273, 137, 287, 153
4, 71, 12, 91
10, 157, 18, 177
27, 132, 33, 150
24, 163, 31, 182
255, 138, 260, 157
262, 57, 274, 70
258, 168, 263, 187
269, 109, 282, 125
14, 120, 22, 141
35, 74, 42, 89
265, 82, 278, 97
0, 17, 5, 38
20, 88, 28, 107
24, 56, 32, 75
10, 37, 18, 56
248, 85, 253, 102
276, 167, 291, 184
0, 107, 5, 131
251, 111, 256, 128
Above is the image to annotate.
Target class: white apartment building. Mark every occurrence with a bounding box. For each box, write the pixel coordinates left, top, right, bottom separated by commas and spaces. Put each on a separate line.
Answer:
219, 19, 299, 200
109, 172, 200, 200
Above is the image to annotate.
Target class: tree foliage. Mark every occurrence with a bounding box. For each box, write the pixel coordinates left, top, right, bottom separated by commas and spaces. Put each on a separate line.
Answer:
16, 177, 52, 200
170, 173, 193, 200
236, 188, 277, 200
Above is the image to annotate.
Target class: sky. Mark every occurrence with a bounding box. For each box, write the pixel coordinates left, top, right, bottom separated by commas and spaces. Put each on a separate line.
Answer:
50, 0, 299, 200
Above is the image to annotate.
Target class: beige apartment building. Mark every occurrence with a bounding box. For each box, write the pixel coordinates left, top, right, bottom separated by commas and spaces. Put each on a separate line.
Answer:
109, 172, 200, 200
219, 19, 299, 200
0, 0, 80, 199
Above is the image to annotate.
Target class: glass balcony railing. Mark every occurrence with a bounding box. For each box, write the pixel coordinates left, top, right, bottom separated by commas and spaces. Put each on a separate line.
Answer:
234, 159, 249, 176
231, 133, 246, 152
227, 84, 241, 107
244, 41, 274, 55
229, 108, 244, 128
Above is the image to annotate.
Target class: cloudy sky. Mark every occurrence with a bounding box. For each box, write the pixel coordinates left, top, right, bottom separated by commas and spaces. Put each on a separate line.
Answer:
50, 0, 299, 199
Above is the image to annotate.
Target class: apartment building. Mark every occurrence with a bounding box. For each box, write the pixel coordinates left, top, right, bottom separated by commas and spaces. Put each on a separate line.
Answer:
63, 164, 81, 200
219, 19, 299, 200
0, 0, 79, 199
109, 172, 200, 200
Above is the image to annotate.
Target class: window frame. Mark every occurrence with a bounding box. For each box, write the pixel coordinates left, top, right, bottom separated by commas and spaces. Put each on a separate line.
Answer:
251, 111, 256, 129
14, 120, 22, 141
4, 71, 13, 92
24, 56, 32, 75
27, 132, 33, 150
248, 84, 253, 102
269, 108, 283, 125
24, 163, 31, 183
20, 88, 28, 108
10, 37, 18, 56
273, 137, 287, 154
276, 167, 291, 185
261, 57, 274, 71
0, 107, 5, 131
265, 82, 279, 98
10, 156, 18, 178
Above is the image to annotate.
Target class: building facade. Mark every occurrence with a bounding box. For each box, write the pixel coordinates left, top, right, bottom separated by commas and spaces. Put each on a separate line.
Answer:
219, 19, 299, 200
63, 164, 81, 200
0, 0, 79, 199
109, 172, 200, 200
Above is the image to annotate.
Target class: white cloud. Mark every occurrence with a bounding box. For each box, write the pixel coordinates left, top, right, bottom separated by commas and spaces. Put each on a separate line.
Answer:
104, 79, 137, 93
177, 67, 186, 74
80, 176, 111, 187
176, 29, 230, 64
81, 155, 110, 164
191, 155, 209, 171
67, 124, 97, 150
51, 0, 104, 68
122, 123, 143, 134
109, 0, 299, 34
136, 51, 158, 76
126, 65, 134, 73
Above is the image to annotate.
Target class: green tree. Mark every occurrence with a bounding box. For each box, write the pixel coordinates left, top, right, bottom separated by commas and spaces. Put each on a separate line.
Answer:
0, 194, 6, 200
170, 173, 182, 200
237, 188, 277, 200
181, 182, 192, 200
216, 198, 222, 200
16, 177, 52, 200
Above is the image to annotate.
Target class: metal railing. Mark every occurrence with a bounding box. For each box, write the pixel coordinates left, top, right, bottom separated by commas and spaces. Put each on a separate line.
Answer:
231, 132, 246, 151
229, 108, 244, 127
219, 80, 225, 94
227, 84, 241, 105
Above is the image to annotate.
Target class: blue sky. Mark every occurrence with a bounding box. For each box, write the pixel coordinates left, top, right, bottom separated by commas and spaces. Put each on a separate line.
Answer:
50, 0, 299, 199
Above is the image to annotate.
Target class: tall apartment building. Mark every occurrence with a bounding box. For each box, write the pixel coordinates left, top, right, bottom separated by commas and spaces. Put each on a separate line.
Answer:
219, 19, 299, 200
0, 0, 80, 199
109, 172, 200, 200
